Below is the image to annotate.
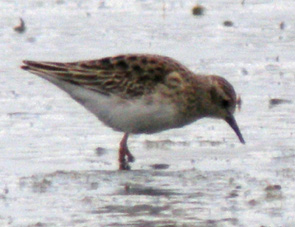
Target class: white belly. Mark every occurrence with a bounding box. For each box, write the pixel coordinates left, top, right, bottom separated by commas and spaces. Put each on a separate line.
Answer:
40, 75, 180, 134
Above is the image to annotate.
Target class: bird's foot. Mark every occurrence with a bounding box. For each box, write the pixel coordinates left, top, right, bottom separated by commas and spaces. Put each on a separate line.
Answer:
118, 133, 134, 170
126, 153, 135, 163
119, 159, 131, 171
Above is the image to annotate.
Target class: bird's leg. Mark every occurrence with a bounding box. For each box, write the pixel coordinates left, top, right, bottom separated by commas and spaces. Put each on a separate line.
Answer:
118, 133, 135, 170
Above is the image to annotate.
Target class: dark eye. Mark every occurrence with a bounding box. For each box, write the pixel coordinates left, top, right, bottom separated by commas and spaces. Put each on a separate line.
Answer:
222, 99, 230, 108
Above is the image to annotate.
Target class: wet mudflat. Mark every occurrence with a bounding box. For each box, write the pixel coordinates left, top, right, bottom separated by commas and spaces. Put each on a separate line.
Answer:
1, 0, 295, 226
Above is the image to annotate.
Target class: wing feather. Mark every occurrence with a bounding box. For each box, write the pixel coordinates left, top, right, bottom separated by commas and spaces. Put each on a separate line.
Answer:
21, 54, 192, 98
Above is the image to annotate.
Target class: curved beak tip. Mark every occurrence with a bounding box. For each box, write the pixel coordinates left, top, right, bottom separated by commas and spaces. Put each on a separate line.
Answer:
225, 115, 245, 144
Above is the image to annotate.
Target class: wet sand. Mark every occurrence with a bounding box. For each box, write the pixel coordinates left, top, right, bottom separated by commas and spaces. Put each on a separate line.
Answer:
1, 0, 295, 226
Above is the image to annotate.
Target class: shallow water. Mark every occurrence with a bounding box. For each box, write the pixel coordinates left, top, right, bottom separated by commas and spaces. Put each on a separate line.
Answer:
1, 0, 295, 226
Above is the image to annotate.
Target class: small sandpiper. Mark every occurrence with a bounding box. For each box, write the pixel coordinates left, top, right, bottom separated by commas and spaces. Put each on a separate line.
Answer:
21, 54, 245, 170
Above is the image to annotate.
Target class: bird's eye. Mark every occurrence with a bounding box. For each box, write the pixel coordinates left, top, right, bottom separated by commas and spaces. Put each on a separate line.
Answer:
222, 99, 230, 108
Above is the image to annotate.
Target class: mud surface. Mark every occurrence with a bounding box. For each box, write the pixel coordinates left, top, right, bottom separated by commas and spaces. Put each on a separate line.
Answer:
1, 0, 295, 226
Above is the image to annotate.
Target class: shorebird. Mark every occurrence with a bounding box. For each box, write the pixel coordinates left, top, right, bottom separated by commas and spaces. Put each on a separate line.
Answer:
21, 54, 245, 170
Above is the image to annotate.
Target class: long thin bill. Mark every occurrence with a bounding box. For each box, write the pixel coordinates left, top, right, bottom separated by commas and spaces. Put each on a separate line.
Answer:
225, 115, 245, 144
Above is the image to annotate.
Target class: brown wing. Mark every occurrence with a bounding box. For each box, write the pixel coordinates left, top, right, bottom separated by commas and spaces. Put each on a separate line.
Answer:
21, 54, 191, 98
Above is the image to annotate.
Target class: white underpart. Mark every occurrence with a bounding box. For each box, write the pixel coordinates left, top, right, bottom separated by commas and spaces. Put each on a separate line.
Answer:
35, 74, 178, 134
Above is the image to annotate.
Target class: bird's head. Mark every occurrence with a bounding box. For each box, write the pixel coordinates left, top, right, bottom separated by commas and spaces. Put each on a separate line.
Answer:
207, 75, 245, 144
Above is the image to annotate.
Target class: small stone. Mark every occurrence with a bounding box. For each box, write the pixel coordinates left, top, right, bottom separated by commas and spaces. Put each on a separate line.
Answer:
192, 5, 205, 16
223, 20, 234, 27
279, 22, 285, 30
269, 98, 292, 108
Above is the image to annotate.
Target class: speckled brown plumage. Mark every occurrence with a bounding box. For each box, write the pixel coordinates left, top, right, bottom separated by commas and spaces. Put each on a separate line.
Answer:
21, 53, 245, 170
22, 54, 193, 98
